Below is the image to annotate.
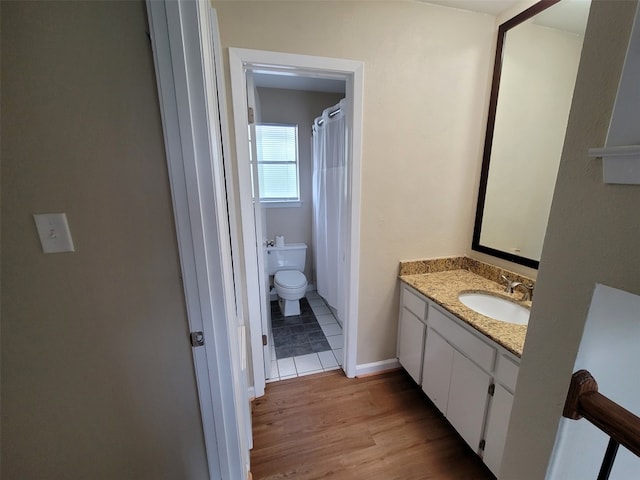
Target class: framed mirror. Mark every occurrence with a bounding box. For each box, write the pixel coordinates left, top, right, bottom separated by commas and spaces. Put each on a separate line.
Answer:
472, 0, 590, 269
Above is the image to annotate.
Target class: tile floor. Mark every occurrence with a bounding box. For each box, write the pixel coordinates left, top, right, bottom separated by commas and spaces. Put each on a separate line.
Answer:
267, 290, 343, 382
271, 298, 331, 358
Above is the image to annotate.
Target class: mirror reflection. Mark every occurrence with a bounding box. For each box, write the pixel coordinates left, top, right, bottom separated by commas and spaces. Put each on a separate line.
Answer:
473, 0, 590, 268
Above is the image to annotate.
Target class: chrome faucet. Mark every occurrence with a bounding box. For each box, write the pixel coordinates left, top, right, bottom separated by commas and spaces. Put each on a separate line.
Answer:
501, 275, 534, 300
515, 282, 534, 301
500, 275, 521, 293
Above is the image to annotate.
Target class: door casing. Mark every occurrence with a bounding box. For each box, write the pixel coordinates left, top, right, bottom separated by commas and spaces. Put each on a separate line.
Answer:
229, 48, 364, 397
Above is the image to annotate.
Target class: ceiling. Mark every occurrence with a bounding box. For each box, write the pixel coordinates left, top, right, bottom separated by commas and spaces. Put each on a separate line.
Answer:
422, 0, 591, 35
533, 0, 590, 35
421, 0, 520, 16
253, 72, 346, 94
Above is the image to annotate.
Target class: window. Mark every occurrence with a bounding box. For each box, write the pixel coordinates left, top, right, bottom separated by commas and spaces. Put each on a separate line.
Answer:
255, 123, 300, 205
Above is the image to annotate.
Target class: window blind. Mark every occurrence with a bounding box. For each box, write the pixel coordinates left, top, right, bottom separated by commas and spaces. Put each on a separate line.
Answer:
255, 124, 300, 201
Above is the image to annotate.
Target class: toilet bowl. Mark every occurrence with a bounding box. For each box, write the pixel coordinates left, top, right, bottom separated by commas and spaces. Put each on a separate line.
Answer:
266, 243, 308, 317
274, 270, 308, 316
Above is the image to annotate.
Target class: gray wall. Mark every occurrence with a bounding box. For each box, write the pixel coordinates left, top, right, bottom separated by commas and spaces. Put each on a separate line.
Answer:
501, 1, 640, 477
258, 87, 344, 283
1, 2, 209, 478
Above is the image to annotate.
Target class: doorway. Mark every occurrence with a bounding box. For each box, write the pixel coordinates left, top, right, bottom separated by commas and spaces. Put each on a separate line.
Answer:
229, 48, 364, 397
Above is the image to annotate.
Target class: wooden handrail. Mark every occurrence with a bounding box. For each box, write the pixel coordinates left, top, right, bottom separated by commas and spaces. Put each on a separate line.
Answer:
563, 369, 640, 457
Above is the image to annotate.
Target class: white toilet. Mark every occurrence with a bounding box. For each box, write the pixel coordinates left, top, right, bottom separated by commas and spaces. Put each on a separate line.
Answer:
266, 243, 308, 316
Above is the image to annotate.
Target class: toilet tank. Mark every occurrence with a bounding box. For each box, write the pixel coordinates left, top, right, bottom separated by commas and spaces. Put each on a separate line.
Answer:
266, 243, 307, 275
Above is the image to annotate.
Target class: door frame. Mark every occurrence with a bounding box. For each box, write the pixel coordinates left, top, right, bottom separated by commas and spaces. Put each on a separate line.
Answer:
229, 48, 364, 396
146, 1, 249, 478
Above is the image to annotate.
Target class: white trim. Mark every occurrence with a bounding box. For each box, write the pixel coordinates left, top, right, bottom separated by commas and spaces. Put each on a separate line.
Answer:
355, 359, 402, 377
229, 48, 364, 395
588, 145, 640, 158
146, 2, 248, 478
344, 62, 364, 380
261, 200, 302, 208
588, 3, 640, 185
229, 53, 267, 397
588, 146, 640, 185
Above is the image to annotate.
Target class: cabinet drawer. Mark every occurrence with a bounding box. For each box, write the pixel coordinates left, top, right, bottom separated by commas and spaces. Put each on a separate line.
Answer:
403, 286, 426, 319
429, 306, 495, 372
496, 354, 519, 393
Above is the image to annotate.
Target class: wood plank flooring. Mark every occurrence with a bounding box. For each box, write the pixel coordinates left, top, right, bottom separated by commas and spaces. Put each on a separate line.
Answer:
250, 369, 495, 480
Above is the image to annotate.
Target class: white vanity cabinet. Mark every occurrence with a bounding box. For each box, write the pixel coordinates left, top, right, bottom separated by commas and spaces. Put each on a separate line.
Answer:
397, 285, 427, 384
397, 283, 521, 475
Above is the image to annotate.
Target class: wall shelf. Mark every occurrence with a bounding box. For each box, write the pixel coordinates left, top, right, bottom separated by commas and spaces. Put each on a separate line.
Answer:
588, 3, 640, 185
588, 146, 640, 185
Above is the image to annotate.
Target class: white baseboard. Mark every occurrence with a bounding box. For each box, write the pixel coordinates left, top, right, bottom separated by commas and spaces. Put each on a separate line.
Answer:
248, 386, 256, 401
355, 358, 401, 377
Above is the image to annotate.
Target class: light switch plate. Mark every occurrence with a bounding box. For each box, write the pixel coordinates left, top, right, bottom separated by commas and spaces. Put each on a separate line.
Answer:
33, 213, 76, 253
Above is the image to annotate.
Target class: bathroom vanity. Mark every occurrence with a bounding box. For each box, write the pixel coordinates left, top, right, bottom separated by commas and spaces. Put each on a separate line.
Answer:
396, 258, 532, 476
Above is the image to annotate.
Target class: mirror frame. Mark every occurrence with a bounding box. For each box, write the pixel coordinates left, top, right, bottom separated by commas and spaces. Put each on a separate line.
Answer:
472, 0, 562, 270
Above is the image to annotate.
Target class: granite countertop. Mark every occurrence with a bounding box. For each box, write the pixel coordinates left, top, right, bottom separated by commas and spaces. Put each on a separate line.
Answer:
399, 269, 530, 357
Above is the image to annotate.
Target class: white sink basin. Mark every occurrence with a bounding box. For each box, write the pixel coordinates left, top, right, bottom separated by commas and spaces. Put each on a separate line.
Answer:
458, 292, 530, 325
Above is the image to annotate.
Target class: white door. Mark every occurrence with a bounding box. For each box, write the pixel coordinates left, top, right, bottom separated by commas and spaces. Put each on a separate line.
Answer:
246, 72, 272, 377
483, 384, 515, 475
397, 307, 426, 384
147, 1, 249, 477
447, 352, 492, 452
422, 327, 455, 415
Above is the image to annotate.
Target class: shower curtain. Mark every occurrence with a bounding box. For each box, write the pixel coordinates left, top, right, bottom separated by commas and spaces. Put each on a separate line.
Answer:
312, 99, 347, 322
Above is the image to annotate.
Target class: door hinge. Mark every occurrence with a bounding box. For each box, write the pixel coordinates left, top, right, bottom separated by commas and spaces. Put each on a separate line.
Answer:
248, 106, 255, 124
479, 439, 486, 451
190, 331, 205, 347
488, 383, 495, 396
262, 334, 268, 346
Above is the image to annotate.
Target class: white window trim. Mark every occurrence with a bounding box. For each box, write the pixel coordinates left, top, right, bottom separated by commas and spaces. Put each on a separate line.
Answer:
261, 200, 302, 208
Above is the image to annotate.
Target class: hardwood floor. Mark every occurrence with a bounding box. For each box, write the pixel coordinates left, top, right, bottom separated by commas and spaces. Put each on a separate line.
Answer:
250, 369, 495, 480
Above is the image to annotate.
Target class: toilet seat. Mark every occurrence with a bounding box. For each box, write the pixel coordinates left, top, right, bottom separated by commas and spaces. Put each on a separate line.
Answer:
274, 270, 307, 289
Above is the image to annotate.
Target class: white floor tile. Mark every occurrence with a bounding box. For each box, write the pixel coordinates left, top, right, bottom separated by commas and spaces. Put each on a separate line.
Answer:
316, 313, 337, 326
327, 334, 343, 350
298, 368, 323, 377
333, 348, 344, 366
277, 357, 296, 377
318, 350, 338, 369
293, 353, 322, 373
311, 304, 331, 316
269, 360, 279, 379
279, 374, 297, 380
321, 322, 342, 336
307, 298, 326, 307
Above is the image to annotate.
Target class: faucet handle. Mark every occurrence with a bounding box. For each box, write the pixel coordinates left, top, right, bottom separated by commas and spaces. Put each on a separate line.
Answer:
515, 282, 534, 301
500, 275, 514, 293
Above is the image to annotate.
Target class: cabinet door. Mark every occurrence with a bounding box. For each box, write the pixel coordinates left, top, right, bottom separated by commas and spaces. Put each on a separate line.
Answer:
447, 352, 492, 452
397, 308, 426, 384
422, 327, 454, 414
483, 384, 514, 476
